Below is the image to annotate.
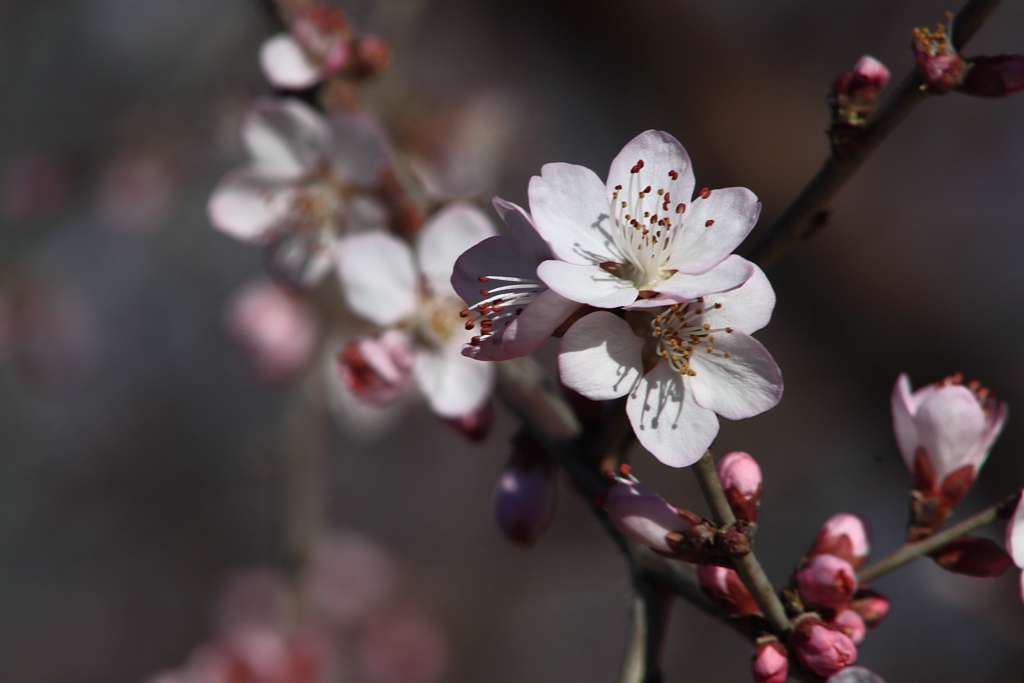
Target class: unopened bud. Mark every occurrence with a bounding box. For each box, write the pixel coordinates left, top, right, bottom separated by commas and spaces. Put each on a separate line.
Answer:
810, 513, 871, 568
830, 608, 867, 646
796, 554, 858, 609
790, 615, 858, 677
348, 34, 391, 79
912, 18, 969, 93
493, 434, 556, 546
929, 536, 1012, 577
751, 637, 788, 683
957, 54, 1024, 98
696, 565, 760, 616
830, 55, 890, 126
849, 587, 890, 629
717, 451, 762, 523
443, 401, 493, 442
602, 474, 693, 554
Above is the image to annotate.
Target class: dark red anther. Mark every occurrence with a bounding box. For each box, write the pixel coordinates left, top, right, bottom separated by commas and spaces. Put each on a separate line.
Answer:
479, 289, 490, 296
631, 160, 645, 173
668, 170, 679, 180
642, 185, 652, 194
491, 304, 504, 312
705, 219, 715, 227
619, 463, 632, 475
699, 187, 711, 199
464, 320, 475, 330
478, 276, 490, 282
675, 203, 686, 213
614, 184, 623, 190
459, 309, 471, 318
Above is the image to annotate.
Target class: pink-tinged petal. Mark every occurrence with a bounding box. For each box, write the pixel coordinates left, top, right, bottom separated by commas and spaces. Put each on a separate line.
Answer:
559, 312, 644, 400
688, 332, 783, 421
242, 99, 330, 176
414, 343, 494, 418
263, 228, 336, 291
653, 254, 755, 302
326, 112, 391, 185
1005, 490, 1024, 567
337, 232, 417, 327
259, 34, 324, 89
537, 260, 638, 308
967, 398, 1008, 465
528, 163, 618, 265
492, 196, 551, 258
418, 203, 496, 300
606, 130, 695, 208
208, 170, 297, 242
697, 264, 776, 334
915, 385, 987, 481
891, 374, 919, 472
627, 361, 720, 468
469, 289, 580, 361
666, 187, 760, 273
451, 236, 536, 306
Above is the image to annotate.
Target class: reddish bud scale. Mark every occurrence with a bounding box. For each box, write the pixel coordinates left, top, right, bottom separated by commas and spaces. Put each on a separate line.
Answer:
697, 565, 760, 616
849, 587, 890, 628
929, 536, 1012, 577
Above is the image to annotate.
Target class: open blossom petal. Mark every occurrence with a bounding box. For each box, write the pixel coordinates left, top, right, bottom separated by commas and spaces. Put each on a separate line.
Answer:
260, 34, 324, 89
693, 264, 775, 334
688, 332, 783, 421
418, 203, 496, 301
208, 170, 298, 241
337, 231, 418, 327
414, 342, 493, 418
664, 187, 760, 273
487, 288, 578, 359
559, 311, 644, 401
492, 196, 551, 258
627, 360, 721, 468
243, 99, 331, 177
537, 260, 640, 309
325, 111, 391, 186
607, 130, 694, 208
528, 163, 618, 266
643, 254, 754, 304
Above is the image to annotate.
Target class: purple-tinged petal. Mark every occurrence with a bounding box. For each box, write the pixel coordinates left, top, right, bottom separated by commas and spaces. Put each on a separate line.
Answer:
208, 169, 297, 242
891, 373, 920, 473
451, 236, 537, 306
414, 343, 494, 418
559, 312, 643, 400
326, 112, 391, 185
336, 231, 417, 327
243, 99, 330, 176
688, 332, 783, 421
627, 361, 720, 468
492, 196, 551, 258
259, 34, 324, 89
418, 203, 496, 300
537, 260, 638, 308
528, 163, 618, 265
606, 130, 695, 208
468, 289, 579, 361
653, 254, 755, 302
666, 187, 760, 273
696, 264, 775, 334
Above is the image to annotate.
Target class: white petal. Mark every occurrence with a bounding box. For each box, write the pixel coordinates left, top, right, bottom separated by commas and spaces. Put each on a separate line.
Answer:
492, 196, 551, 258
450, 235, 537, 306
418, 203, 496, 300
243, 99, 330, 176
537, 260, 638, 308
654, 254, 754, 301
414, 343, 494, 418
528, 163, 618, 265
559, 312, 644, 400
1005, 490, 1024, 567
470, 289, 580, 361
264, 228, 336, 290
259, 34, 324, 89
326, 112, 391, 185
667, 187, 760, 273
336, 231, 418, 327
916, 385, 987, 481
606, 131, 695, 208
696, 263, 776, 334
891, 374, 920, 473
627, 362, 720, 468
208, 170, 296, 242
688, 332, 783, 421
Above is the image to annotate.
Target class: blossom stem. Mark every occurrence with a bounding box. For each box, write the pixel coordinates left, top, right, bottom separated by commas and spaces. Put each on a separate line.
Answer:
857, 490, 1021, 584
747, 0, 1005, 268
619, 578, 673, 683
693, 451, 791, 634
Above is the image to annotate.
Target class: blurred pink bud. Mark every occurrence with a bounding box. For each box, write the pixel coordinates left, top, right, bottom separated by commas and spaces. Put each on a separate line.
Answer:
796, 554, 858, 609
830, 55, 890, 125
751, 637, 789, 683
849, 587, 890, 628
493, 434, 557, 546
811, 513, 871, 568
216, 569, 291, 632
442, 400, 493, 442
958, 54, 1024, 97
309, 531, 398, 626
892, 373, 1006, 506
929, 536, 1011, 577
98, 154, 176, 233
338, 330, 415, 406
717, 451, 762, 523
292, 5, 350, 73
227, 280, 319, 384
350, 34, 392, 79
697, 565, 760, 616
912, 19, 969, 93
602, 474, 693, 554
357, 612, 448, 683
830, 609, 867, 645
206, 626, 329, 683
790, 616, 858, 677
826, 667, 887, 683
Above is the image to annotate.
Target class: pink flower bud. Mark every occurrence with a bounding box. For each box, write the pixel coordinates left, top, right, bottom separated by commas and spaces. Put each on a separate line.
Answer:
796, 554, 858, 609
696, 565, 760, 616
957, 54, 1024, 98
790, 616, 858, 677
717, 451, 762, 523
751, 638, 789, 683
493, 435, 557, 546
849, 587, 890, 628
830, 55, 890, 125
338, 330, 415, 407
603, 475, 692, 554
912, 19, 969, 93
830, 609, 867, 646
810, 513, 871, 568
929, 536, 1012, 577
350, 34, 392, 78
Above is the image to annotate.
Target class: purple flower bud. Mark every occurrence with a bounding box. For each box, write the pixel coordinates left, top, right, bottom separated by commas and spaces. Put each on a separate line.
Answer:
790, 616, 858, 677
930, 536, 1012, 577
796, 554, 858, 609
493, 435, 557, 546
603, 476, 692, 554
717, 451, 762, 523
696, 565, 760, 616
751, 638, 789, 683
810, 513, 871, 568
958, 54, 1024, 98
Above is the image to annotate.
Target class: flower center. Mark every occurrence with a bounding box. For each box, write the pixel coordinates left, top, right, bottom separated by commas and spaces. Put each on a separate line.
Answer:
286, 177, 345, 239
460, 274, 546, 348
414, 293, 465, 349
649, 299, 734, 377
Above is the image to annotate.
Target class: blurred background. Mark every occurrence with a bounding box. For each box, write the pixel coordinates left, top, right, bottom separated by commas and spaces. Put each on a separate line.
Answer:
1, 0, 1023, 680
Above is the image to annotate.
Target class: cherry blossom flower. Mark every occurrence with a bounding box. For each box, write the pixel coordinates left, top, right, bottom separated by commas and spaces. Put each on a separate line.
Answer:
527, 130, 760, 310
260, 5, 350, 89
336, 203, 496, 418
559, 266, 782, 467
208, 98, 388, 288
451, 197, 579, 361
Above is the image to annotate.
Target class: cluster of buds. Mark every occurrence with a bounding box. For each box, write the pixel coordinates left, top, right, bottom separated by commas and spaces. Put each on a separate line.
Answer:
912, 15, 1024, 98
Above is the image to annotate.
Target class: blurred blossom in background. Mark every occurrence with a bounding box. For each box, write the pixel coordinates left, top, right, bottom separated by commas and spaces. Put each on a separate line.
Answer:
2, 0, 1024, 681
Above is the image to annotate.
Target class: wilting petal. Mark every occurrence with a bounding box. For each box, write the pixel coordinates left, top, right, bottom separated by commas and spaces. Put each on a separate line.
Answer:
259, 33, 324, 89
559, 311, 644, 400
418, 203, 496, 300
528, 163, 617, 265
243, 99, 330, 176
606, 130, 695, 208
208, 170, 297, 241
537, 260, 638, 309
688, 332, 783, 421
337, 232, 417, 327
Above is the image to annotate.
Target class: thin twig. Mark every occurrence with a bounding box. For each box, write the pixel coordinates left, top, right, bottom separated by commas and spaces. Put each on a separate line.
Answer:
619, 578, 673, 683
857, 491, 1021, 584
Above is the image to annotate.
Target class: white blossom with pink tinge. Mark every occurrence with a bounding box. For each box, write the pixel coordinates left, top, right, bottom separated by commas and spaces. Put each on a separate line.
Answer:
336, 203, 496, 419
260, 5, 350, 89
451, 197, 579, 361
528, 130, 760, 310
1004, 489, 1024, 602
208, 98, 388, 287
559, 266, 782, 468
